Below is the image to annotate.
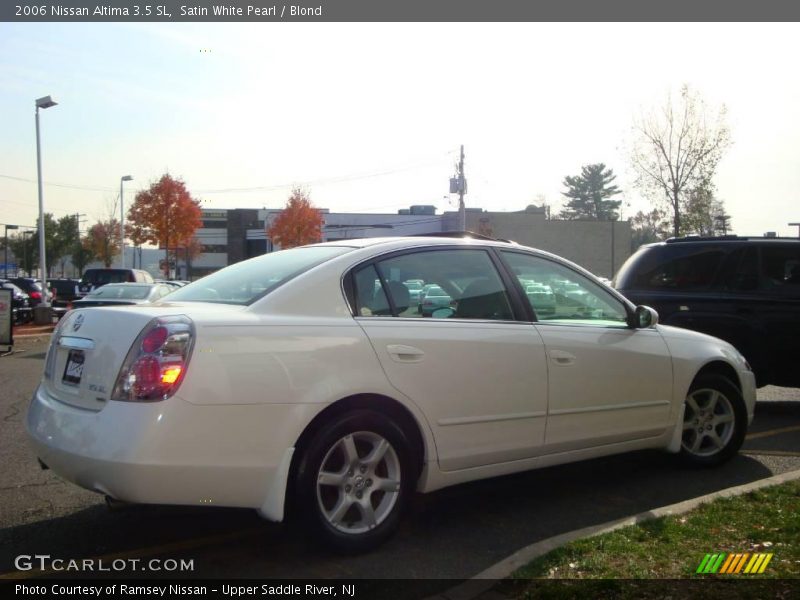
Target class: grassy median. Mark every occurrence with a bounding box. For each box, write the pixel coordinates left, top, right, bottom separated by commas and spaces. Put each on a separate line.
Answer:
496, 480, 800, 598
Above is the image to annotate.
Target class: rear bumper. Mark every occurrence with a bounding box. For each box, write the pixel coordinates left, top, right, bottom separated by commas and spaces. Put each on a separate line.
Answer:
26, 385, 313, 520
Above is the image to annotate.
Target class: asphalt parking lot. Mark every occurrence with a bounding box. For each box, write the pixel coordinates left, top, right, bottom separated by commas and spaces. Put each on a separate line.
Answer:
1, 335, 799, 582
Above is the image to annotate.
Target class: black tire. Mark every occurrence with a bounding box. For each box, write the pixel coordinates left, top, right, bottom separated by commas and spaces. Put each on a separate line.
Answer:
679, 374, 747, 467
295, 410, 414, 553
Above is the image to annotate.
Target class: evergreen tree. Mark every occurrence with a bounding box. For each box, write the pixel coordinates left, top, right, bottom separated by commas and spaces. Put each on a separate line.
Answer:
559, 163, 622, 220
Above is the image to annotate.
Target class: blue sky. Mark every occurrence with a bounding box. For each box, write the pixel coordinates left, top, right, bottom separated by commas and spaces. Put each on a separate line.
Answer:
2, 22, 799, 237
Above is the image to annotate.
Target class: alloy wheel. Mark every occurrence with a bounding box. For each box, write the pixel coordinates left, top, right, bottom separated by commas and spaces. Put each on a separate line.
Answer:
682, 387, 736, 457
315, 431, 402, 534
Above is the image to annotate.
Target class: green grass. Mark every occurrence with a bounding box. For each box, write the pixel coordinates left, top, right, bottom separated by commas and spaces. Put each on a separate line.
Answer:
495, 480, 800, 599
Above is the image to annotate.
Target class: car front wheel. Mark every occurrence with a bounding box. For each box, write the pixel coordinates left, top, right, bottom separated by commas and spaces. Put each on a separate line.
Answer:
680, 374, 746, 467
295, 410, 413, 553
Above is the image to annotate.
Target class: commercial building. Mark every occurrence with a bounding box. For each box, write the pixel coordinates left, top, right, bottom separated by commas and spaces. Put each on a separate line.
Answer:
190, 205, 631, 279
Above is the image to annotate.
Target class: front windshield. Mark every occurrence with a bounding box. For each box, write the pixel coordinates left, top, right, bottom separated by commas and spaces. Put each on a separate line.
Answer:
167, 245, 353, 305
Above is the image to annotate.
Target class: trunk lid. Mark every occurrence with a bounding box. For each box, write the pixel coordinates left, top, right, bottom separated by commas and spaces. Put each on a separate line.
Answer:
42, 303, 246, 411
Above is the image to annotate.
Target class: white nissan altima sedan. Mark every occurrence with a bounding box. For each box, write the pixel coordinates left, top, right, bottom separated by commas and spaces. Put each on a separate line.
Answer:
27, 235, 756, 552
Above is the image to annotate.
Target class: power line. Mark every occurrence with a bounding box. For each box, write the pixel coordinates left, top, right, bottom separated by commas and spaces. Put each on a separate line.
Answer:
0, 173, 116, 193
0, 151, 455, 197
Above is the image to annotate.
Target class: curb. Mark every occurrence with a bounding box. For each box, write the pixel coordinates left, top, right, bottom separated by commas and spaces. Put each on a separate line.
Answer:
431, 468, 800, 600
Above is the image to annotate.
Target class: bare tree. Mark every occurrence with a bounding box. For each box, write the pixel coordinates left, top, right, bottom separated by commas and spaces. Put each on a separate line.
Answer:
631, 85, 731, 237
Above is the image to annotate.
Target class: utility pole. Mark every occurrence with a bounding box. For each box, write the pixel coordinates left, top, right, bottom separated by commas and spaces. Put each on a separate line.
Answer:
449, 145, 467, 231
458, 145, 466, 231
73, 213, 86, 277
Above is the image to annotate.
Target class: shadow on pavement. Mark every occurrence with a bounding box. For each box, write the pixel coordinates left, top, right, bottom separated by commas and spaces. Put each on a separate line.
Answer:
0, 449, 778, 581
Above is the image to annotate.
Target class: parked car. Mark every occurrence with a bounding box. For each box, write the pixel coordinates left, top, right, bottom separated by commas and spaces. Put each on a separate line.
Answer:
418, 284, 453, 316
0, 280, 32, 324
49, 278, 80, 319
402, 279, 425, 304
49, 278, 80, 306
77, 268, 154, 298
615, 236, 800, 387
524, 282, 556, 316
10, 277, 52, 308
28, 236, 755, 552
70, 283, 175, 308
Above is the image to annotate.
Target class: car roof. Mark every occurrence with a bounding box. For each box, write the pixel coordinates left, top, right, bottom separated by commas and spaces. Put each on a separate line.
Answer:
317, 235, 518, 250
658, 235, 799, 245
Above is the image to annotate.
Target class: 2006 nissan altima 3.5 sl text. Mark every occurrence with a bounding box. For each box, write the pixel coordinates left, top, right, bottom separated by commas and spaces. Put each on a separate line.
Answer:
27, 235, 756, 552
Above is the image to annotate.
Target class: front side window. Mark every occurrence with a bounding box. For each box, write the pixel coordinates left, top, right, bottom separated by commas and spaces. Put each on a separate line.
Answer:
501, 251, 628, 327
353, 249, 513, 320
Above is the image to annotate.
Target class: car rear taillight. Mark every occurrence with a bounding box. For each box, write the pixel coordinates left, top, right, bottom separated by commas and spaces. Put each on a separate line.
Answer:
30, 291, 42, 300
111, 315, 195, 402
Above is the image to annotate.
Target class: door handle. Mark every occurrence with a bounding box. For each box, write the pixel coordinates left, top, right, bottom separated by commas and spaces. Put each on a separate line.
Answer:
548, 349, 576, 366
386, 344, 425, 363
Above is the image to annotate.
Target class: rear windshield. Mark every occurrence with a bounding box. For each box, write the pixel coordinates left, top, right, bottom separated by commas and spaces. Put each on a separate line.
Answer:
87, 285, 151, 300
81, 270, 132, 285
166, 245, 353, 305
50, 280, 77, 293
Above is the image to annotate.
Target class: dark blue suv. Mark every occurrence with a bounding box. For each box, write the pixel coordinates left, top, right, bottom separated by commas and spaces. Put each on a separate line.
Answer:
615, 236, 800, 388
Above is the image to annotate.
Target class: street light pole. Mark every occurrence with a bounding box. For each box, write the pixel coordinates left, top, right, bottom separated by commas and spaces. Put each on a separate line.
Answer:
4, 224, 19, 278
120, 175, 133, 268
35, 95, 57, 309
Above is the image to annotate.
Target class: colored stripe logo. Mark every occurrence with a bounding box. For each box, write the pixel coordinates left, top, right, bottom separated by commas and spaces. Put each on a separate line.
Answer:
696, 552, 773, 574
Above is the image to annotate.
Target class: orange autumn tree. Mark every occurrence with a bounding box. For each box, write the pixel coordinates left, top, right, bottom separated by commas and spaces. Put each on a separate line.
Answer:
127, 174, 202, 277
267, 187, 324, 249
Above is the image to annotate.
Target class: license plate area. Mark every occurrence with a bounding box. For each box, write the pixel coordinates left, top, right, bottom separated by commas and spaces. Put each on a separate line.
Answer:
62, 349, 85, 386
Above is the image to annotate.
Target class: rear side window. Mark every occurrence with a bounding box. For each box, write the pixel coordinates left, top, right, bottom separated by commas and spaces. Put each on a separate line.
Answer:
353, 265, 391, 316
718, 247, 759, 292
616, 245, 726, 291
353, 249, 513, 320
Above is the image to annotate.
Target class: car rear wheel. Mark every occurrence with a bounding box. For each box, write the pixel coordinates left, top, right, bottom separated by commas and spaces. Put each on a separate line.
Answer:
680, 374, 746, 467
295, 410, 413, 553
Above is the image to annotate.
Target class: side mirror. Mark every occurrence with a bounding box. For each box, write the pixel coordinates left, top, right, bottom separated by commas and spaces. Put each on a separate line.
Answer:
630, 305, 659, 329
